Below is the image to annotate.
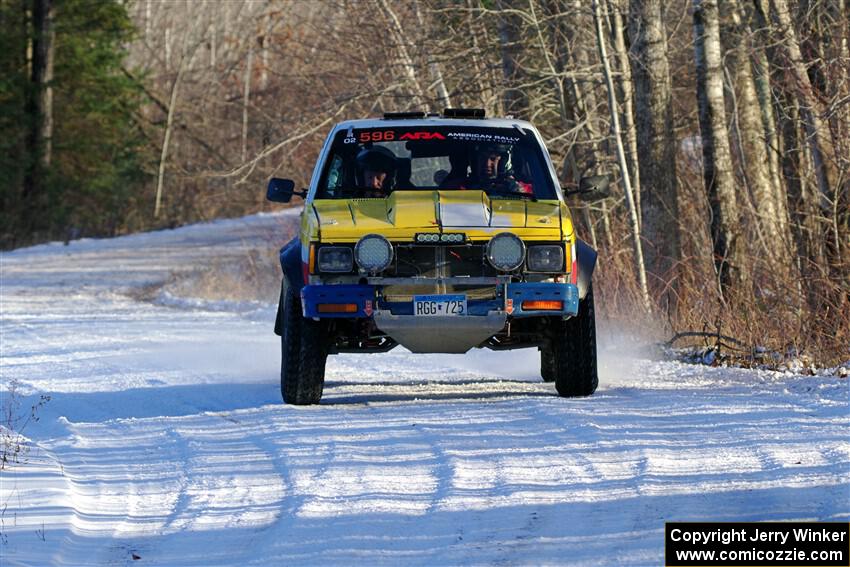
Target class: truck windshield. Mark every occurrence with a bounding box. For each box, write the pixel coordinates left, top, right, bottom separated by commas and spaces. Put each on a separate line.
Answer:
317, 126, 558, 200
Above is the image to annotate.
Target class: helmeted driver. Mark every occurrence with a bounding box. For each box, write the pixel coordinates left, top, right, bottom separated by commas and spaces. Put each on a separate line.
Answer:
442, 142, 533, 195
473, 142, 533, 195
356, 146, 396, 198
474, 142, 509, 179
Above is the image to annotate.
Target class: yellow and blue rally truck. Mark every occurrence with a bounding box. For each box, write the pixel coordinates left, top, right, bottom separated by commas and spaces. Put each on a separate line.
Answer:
268, 109, 606, 404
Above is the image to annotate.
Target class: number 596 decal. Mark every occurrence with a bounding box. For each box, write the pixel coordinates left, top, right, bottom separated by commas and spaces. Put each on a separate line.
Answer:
359, 130, 395, 142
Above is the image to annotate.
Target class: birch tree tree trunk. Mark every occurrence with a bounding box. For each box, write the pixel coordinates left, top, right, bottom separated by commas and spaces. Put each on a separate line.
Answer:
498, 0, 528, 117
570, 0, 606, 172
154, 59, 187, 219
241, 48, 253, 163
769, 0, 843, 301
154, 15, 205, 219
606, 0, 640, 223
751, 51, 787, 232
467, 0, 501, 115
628, 0, 680, 295
378, 0, 426, 110
693, 0, 748, 295
414, 3, 451, 109
769, 0, 833, 213
592, 0, 651, 312
729, 4, 795, 272
750, 0, 792, 252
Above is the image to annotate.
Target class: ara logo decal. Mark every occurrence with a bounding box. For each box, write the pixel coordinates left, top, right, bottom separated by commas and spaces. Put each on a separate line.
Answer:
399, 132, 446, 141
505, 298, 514, 315
364, 300, 373, 316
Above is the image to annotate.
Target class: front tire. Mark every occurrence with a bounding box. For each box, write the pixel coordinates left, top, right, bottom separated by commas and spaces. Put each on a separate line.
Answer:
552, 286, 598, 397
280, 280, 329, 405
540, 347, 556, 382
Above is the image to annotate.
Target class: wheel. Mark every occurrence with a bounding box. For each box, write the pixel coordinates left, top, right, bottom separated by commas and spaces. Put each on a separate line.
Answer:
280, 280, 329, 405
540, 347, 556, 382
552, 286, 598, 397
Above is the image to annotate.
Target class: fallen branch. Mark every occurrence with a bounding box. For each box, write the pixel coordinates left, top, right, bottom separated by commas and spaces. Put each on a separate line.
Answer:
666, 331, 749, 348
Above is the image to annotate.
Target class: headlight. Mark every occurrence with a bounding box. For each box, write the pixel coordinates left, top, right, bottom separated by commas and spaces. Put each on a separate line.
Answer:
486, 233, 525, 271
527, 245, 564, 272
355, 234, 393, 272
317, 246, 353, 272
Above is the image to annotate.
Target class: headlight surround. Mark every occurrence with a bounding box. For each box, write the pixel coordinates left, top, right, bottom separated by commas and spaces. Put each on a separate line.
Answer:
486, 233, 526, 272
317, 246, 354, 273
527, 245, 564, 272
355, 234, 393, 272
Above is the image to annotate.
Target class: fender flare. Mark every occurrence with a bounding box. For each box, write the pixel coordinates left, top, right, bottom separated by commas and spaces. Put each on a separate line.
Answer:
274, 238, 304, 336
576, 239, 597, 300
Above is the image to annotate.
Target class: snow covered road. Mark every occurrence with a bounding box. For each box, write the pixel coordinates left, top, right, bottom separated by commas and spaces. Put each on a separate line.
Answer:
1, 211, 848, 566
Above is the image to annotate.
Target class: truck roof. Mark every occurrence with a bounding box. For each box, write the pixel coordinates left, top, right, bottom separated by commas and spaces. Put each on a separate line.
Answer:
332, 116, 538, 131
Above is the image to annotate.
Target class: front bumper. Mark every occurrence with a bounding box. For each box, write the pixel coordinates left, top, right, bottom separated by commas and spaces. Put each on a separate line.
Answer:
300, 281, 579, 318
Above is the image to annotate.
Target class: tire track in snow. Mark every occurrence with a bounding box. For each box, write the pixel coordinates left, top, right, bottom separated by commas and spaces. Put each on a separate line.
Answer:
51, 419, 184, 565
159, 427, 191, 534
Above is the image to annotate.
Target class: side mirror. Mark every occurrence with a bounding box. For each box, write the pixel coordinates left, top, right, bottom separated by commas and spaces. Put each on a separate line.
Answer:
266, 178, 306, 203
565, 174, 611, 200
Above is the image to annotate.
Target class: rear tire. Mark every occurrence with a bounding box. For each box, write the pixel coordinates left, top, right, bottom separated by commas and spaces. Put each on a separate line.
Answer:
280, 280, 329, 405
552, 286, 598, 397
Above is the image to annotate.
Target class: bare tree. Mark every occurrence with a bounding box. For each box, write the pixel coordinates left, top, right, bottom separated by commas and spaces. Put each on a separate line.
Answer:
154, 12, 206, 218
498, 0, 529, 117
242, 47, 254, 163
769, 0, 833, 212
629, 0, 680, 295
377, 0, 427, 110
606, 0, 640, 221
727, 3, 795, 274
693, 0, 748, 294
592, 0, 650, 311
414, 3, 452, 109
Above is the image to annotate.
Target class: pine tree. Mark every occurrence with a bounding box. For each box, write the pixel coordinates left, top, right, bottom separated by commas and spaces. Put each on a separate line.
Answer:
0, 0, 149, 248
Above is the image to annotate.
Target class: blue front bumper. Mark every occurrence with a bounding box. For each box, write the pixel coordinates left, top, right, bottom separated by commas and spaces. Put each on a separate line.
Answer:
301, 282, 579, 318
301, 285, 376, 318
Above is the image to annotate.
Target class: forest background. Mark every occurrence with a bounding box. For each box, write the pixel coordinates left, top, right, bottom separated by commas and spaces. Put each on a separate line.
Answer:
1, 0, 847, 364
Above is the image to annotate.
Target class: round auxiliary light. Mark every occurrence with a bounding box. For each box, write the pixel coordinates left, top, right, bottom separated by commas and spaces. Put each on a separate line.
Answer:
486, 233, 526, 271
355, 234, 393, 272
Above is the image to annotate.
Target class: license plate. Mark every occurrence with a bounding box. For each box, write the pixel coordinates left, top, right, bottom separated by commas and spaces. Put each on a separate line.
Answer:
413, 294, 467, 316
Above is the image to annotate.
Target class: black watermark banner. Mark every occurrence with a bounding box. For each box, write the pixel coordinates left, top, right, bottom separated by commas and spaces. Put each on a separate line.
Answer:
665, 522, 849, 566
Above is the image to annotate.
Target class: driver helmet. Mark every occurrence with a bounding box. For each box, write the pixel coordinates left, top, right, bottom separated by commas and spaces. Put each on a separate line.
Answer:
475, 142, 511, 156
473, 142, 512, 178
357, 146, 396, 176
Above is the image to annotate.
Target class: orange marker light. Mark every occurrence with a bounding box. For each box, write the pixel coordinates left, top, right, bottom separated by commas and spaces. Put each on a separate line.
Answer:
309, 244, 316, 274
317, 303, 358, 313
521, 300, 563, 311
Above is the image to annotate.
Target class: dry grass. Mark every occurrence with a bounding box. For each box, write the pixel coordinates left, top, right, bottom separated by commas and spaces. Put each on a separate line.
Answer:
156, 209, 847, 369
594, 237, 849, 369
163, 248, 283, 305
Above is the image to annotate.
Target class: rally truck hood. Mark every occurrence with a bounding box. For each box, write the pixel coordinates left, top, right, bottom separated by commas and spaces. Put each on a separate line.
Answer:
310, 190, 571, 242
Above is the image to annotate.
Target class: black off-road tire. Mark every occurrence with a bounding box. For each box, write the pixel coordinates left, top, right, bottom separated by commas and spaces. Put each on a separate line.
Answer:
552, 286, 598, 397
540, 348, 556, 382
280, 281, 329, 405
